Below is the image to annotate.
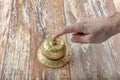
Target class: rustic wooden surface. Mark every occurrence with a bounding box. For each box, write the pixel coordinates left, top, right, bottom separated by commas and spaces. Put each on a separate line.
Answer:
0, 0, 120, 80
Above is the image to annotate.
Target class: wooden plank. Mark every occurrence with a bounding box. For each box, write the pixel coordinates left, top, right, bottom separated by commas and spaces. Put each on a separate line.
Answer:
1, 0, 32, 79
64, 0, 120, 80
0, 0, 70, 80
30, 0, 70, 79
0, 0, 13, 78
108, 0, 120, 79
64, 0, 87, 79
0, 0, 120, 80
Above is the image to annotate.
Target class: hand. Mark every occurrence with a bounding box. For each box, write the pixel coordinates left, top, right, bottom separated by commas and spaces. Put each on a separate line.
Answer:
52, 17, 118, 44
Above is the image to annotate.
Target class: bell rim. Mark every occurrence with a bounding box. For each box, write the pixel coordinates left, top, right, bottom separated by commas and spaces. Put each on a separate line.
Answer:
37, 45, 71, 68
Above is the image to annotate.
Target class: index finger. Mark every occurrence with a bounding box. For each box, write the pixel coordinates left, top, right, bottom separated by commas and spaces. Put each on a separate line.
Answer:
52, 26, 76, 39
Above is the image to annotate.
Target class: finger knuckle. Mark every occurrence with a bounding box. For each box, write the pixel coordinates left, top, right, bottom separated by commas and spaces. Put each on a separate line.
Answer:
81, 22, 89, 32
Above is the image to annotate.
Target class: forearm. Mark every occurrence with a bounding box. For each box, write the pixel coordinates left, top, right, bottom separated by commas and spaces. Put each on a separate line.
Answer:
112, 12, 120, 34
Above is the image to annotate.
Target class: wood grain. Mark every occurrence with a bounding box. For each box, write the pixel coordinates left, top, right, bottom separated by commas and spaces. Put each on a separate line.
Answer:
0, 0, 120, 80
0, 0, 13, 79
0, 0, 70, 80
64, 0, 120, 80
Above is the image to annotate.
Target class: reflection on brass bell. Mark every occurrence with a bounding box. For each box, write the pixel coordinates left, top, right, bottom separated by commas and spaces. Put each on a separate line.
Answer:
37, 38, 71, 68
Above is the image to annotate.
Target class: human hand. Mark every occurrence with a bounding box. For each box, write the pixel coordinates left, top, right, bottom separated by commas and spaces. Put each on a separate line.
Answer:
52, 16, 118, 44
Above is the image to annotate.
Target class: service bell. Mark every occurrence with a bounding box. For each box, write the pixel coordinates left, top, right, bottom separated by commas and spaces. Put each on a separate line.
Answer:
37, 38, 71, 68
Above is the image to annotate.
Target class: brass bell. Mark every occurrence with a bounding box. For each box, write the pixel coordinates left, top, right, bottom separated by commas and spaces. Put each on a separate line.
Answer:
37, 38, 71, 68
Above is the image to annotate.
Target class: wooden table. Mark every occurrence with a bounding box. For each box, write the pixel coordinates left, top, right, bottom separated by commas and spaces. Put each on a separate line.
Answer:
0, 0, 120, 80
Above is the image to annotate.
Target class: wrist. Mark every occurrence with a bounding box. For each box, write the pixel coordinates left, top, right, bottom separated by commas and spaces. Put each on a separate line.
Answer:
111, 12, 120, 35
108, 12, 120, 35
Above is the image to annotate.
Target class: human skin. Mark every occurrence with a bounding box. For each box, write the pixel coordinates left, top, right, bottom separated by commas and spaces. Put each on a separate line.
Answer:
52, 12, 120, 44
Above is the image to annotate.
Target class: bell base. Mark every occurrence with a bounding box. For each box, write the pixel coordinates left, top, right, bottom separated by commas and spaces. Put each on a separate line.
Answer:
37, 46, 71, 68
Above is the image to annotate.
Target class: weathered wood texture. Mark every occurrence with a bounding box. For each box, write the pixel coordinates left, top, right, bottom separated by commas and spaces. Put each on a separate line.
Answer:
65, 0, 120, 80
0, 0, 120, 80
